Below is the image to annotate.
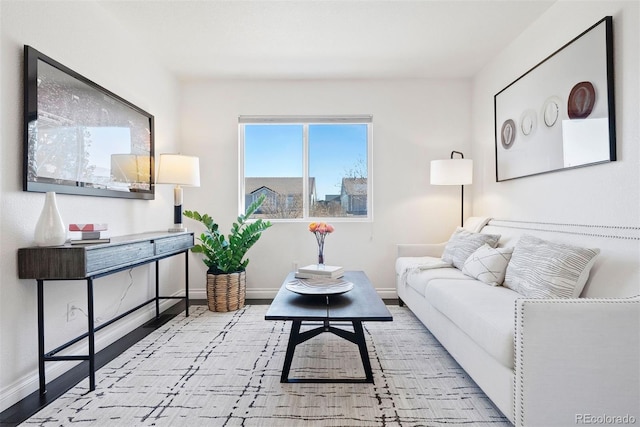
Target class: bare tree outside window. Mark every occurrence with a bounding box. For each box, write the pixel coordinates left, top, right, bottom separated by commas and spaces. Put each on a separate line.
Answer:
260, 193, 304, 219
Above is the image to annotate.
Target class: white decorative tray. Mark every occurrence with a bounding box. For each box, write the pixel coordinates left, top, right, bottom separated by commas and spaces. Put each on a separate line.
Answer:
285, 278, 354, 295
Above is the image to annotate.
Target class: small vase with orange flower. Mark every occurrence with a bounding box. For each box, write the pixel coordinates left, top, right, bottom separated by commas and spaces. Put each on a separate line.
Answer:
308, 222, 334, 268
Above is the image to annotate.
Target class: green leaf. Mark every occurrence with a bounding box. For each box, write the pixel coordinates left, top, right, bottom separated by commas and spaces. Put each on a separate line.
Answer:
182, 194, 272, 272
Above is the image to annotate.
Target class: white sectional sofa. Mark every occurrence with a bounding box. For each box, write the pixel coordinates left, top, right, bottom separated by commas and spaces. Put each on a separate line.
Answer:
396, 218, 639, 427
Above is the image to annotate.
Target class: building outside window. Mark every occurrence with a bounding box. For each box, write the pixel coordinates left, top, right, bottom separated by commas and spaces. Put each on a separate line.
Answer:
239, 116, 372, 220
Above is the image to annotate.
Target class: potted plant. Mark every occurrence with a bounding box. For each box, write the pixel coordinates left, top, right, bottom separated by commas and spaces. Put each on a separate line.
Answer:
184, 194, 272, 312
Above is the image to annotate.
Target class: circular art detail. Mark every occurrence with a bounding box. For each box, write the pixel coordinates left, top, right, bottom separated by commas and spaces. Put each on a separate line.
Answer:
541, 96, 562, 127
501, 119, 516, 149
568, 81, 596, 119
519, 109, 537, 137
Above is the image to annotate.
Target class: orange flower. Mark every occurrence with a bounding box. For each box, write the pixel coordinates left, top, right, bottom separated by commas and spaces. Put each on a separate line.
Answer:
309, 222, 334, 235
309, 222, 334, 265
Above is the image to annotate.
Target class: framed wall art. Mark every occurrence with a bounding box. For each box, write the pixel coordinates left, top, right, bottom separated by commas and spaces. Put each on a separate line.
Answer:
494, 16, 615, 182
24, 45, 155, 199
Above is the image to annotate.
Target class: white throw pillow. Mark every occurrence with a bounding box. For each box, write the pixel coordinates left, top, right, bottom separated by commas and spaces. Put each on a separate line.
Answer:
504, 234, 600, 298
462, 244, 514, 286
441, 228, 501, 270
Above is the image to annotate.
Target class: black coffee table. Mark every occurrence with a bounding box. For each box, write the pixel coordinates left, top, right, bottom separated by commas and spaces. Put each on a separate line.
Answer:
265, 270, 392, 383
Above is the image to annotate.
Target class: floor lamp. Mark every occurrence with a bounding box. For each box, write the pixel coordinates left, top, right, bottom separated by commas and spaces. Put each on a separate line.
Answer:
430, 151, 473, 227
157, 154, 201, 232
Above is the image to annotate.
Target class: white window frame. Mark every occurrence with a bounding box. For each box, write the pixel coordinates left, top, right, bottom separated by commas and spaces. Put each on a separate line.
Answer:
238, 115, 373, 222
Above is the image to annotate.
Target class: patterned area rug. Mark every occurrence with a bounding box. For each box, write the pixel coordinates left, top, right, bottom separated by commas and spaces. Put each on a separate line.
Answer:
23, 305, 511, 426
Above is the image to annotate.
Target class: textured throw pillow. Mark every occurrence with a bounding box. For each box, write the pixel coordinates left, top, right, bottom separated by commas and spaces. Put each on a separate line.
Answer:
504, 234, 600, 298
441, 228, 501, 270
462, 244, 514, 286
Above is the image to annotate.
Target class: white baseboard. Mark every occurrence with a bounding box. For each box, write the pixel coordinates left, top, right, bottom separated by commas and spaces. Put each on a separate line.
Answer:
246, 288, 283, 299
0, 294, 181, 412
188, 288, 207, 300
183, 287, 281, 301
374, 288, 398, 299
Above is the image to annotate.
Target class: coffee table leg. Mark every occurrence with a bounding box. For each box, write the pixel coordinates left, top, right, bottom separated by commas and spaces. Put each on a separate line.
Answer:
281, 320, 302, 383
279, 320, 375, 383
353, 321, 374, 382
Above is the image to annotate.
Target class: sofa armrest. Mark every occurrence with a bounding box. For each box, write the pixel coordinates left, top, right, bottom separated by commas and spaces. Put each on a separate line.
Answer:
514, 297, 639, 427
397, 242, 446, 258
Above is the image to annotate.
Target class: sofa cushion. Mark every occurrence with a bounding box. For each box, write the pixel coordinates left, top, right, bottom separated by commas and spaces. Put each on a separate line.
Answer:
462, 244, 514, 286
504, 234, 600, 298
425, 279, 520, 369
405, 268, 472, 297
441, 228, 501, 269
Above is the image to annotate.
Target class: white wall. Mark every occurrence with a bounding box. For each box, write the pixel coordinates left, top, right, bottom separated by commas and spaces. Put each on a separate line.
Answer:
8, 0, 634, 415
471, 1, 639, 226
0, 1, 182, 410
179, 79, 471, 299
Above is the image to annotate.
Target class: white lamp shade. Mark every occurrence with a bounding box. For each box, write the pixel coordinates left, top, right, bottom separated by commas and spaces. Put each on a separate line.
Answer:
156, 154, 201, 187
430, 158, 473, 185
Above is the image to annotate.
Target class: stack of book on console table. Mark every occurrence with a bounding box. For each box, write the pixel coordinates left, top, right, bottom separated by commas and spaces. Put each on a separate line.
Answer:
295, 264, 344, 279
69, 223, 110, 245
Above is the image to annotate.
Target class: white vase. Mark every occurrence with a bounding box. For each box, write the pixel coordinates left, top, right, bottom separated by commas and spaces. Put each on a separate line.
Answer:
34, 192, 66, 246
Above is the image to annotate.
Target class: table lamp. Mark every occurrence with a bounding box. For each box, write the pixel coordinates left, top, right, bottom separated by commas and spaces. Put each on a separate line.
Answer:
430, 151, 473, 227
156, 154, 201, 232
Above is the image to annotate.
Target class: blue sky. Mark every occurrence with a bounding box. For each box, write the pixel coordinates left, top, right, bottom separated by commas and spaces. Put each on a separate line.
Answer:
244, 124, 367, 199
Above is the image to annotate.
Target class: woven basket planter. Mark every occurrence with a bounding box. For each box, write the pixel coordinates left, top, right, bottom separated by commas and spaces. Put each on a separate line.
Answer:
206, 270, 246, 312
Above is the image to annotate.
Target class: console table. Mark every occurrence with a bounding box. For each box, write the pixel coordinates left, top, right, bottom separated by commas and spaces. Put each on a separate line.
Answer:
18, 231, 194, 395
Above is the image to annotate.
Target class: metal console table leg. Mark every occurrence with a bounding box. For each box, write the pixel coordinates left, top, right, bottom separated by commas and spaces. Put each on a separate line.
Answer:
18, 232, 194, 395
37, 280, 46, 395
30, 239, 193, 395
87, 278, 96, 391
185, 252, 189, 317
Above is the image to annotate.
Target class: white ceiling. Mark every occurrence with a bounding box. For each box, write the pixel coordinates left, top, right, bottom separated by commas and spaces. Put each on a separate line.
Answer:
99, 0, 556, 80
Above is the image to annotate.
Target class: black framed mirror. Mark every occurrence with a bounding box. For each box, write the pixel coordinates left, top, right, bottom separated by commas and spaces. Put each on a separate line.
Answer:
494, 17, 615, 182
24, 45, 155, 199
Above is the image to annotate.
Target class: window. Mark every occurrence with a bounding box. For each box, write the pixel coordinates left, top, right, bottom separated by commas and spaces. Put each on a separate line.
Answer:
239, 116, 372, 220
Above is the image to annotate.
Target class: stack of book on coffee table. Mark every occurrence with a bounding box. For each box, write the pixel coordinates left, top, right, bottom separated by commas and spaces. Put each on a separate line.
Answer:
295, 264, 344, 279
